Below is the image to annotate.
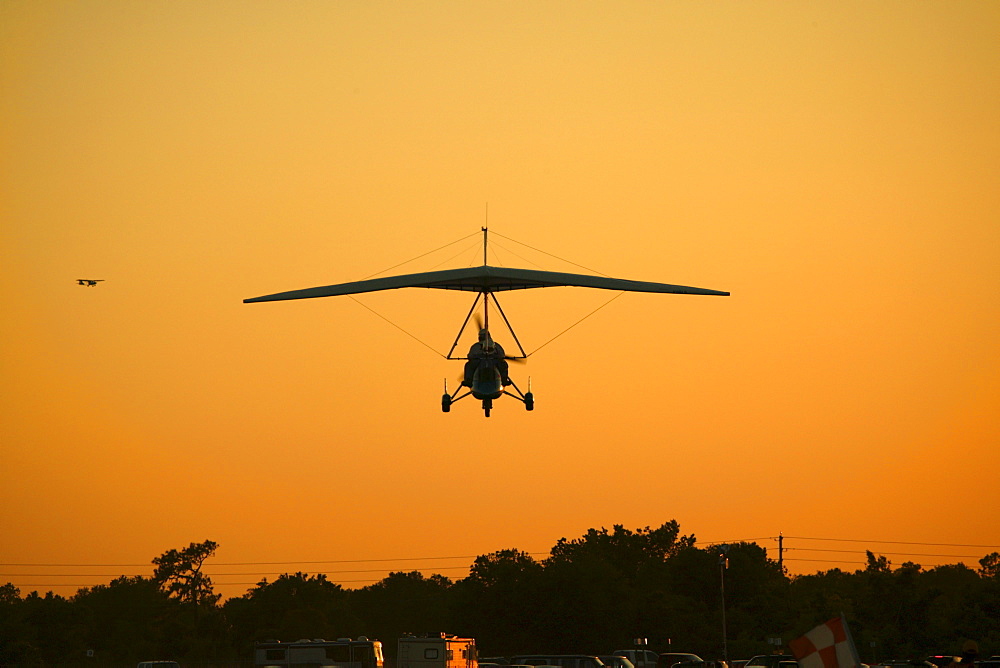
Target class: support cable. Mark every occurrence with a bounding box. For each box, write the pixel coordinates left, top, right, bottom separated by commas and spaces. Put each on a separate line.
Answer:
362, 231, 480, 279
488, 239, 545, 270
427, 239, 483, 271
528, 291, 626, 356
348, 296, 444, 357
490, 230, 611, 277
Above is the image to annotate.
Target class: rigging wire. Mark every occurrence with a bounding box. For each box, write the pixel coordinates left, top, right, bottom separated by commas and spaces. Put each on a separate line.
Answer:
348, 297, 444, 357
528, 292, 626, 356
487, 243, 505, 267
427, 239, 483, 271
487, 239, 545, 270
361, 231, 480, 280
331, 229, 630, 359
490, 230, 611, 277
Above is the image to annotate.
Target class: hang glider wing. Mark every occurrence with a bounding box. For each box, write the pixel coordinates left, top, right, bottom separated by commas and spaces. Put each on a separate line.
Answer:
244, 266, 728, 303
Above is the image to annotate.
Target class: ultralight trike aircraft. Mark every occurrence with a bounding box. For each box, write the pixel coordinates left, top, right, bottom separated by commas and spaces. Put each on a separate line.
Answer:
244, 228, 729, 416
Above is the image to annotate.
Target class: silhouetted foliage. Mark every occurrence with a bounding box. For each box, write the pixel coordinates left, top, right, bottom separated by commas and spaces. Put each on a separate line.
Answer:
454, 549, 544, 655
153, 539, 221, 606
980, 552, 1000, 579
68, 576, 172, 663
350, 571, 454, 658
3, 526, 1000, 665
225, 572, 363, 660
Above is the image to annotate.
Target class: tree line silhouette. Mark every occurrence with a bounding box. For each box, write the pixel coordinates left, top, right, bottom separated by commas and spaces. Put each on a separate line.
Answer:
2, 522, 998, 666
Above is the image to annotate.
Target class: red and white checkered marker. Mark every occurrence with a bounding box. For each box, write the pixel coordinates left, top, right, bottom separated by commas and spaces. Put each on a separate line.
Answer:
789, 616, 860, 668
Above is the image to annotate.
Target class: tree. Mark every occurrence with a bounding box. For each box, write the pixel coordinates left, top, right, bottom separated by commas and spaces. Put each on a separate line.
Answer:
548, 522, 695, 580
224, 572, 360, 654
72, 576, 172, 663
350, 571, 453, 657
454, 550, 543, 655
979, 552, 1000, 579
152, 539, 221, 606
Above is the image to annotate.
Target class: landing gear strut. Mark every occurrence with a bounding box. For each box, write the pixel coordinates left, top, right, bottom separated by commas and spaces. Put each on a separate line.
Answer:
440, 378, 535, 416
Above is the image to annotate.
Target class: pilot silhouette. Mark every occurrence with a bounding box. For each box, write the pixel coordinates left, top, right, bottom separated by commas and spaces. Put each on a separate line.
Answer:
463, 328, 510, 387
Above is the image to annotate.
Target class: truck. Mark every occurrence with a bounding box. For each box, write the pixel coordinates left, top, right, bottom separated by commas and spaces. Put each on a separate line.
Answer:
398, 634, 478, 668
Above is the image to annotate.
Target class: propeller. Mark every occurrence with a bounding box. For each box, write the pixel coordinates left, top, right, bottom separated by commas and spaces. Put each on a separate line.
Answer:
473, 311, 526, 362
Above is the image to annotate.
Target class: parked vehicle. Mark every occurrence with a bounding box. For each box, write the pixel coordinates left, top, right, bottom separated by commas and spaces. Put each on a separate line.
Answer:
616, 651, 659, 668
601, 656, 636, 668
511, 655, 605, 668
744, 657, 794, 668
255, 637, 384, 668
674, 662, 729, 668
398, 634, 478, 668
657, 654, 703, 668
925, 659, 956, 668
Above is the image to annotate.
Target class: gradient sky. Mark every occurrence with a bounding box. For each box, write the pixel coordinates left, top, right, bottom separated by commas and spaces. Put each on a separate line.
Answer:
2, 1, 998, 602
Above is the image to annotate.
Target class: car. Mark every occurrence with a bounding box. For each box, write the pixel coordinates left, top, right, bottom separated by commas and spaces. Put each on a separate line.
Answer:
615, 651, 659, 668
511, 656, 606, 668
601, 656, 636, 668
926, 659, 956, 668
656, 654, 703, 668
673, 661, 730, 668
745, 657, 795, 668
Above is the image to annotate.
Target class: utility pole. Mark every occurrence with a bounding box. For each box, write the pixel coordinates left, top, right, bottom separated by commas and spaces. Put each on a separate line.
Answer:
719, 546, 729, 662
778, 533, 784, 571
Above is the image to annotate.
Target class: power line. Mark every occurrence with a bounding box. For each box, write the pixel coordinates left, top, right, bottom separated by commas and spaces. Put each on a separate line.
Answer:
5, 538, 997, 571
785, 547, 986, 559
1, 566, 475, 577
10, 578, 391, 588
701, 537, 776, 545
783, 536, 1000, 549
0, 554, 530, 568
784, 557, 966, 569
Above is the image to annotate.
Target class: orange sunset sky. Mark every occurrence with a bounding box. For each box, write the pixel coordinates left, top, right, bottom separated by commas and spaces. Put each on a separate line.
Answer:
2, 1, 998, 602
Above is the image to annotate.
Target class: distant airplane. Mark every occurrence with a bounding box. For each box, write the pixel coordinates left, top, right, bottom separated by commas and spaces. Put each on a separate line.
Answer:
77, 279, 104, 286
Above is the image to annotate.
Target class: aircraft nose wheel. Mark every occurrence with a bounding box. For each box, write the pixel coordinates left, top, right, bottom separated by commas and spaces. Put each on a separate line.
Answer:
483, 398, 492, 417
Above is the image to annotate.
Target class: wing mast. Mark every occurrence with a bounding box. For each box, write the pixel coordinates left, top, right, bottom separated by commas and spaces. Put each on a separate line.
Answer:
482, 226, 489, 331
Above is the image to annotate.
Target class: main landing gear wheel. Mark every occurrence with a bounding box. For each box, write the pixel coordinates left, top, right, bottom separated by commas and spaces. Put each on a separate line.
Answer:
524, 392, 534, 411
441, 394, 451, 412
